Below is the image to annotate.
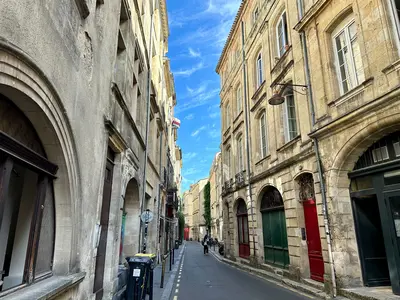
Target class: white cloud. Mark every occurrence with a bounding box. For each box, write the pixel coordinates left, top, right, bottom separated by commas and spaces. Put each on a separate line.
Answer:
191, 126, 206, 137
188, 47, 201, 58
205, 0, 241, 17
173, 62, 205, 77
183, 168, 200, 176
184, 113, 195, 120
186, 83, 207, 96
184, 152, 198, 162
209, 112, 220, 119
175, 88, 220, 114
208, 128, 220, 139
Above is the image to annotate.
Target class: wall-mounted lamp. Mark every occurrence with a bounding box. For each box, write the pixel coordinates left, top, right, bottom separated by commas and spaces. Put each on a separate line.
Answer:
268, 83, 308, 106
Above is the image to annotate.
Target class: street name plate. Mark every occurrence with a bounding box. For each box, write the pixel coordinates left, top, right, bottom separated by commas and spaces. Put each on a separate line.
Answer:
133, 269, 141, 277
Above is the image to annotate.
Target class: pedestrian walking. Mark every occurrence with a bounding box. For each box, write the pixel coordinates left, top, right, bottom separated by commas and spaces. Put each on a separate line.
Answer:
202, 232, 209, 255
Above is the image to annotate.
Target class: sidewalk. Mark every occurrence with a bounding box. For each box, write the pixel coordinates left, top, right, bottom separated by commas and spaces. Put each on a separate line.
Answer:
152, 243, 185, 300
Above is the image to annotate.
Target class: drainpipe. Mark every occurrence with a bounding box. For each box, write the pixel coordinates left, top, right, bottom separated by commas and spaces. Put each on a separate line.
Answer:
139, 0, 155, 253
156, 44, 165, 263
241, 21, 257, 259
300, 31, 337, 297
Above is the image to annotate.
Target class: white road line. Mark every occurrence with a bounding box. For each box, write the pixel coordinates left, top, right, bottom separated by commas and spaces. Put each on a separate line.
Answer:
176, 283, 180, 288
173, 296, 178, 300
175, 288, 179, 293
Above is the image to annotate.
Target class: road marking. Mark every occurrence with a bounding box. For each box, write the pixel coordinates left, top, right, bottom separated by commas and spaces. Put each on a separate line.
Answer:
177, 279, 180, 283
177, 283, 180, 287
175, 288, 179, 293
173, 296, 178, 300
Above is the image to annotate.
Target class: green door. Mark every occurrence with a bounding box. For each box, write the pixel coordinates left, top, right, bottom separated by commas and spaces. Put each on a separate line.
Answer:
260, 186, 289, 268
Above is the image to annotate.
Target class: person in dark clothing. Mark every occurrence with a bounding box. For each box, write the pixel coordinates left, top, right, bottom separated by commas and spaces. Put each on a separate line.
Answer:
203, 232, 209, 254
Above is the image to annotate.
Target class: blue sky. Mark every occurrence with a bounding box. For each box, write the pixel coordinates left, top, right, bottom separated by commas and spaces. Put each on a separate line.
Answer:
167, 0, 241, 193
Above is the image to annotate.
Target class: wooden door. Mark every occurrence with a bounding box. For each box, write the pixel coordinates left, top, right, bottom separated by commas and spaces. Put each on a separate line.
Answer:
262, 209, 289, 267
303, 199, 324, 282
237, 214, 250, 258
93, 149, 114, 300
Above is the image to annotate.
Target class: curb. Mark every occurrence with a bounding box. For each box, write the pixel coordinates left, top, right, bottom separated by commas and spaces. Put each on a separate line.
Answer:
210, 253, 349, 300
160, 245, 185, 300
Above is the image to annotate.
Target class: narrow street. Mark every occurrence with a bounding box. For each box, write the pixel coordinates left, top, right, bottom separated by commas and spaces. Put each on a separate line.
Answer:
170, 242, 311, 300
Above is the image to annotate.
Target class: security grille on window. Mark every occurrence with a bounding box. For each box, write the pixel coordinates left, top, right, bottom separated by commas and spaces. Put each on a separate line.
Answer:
333, 20, 365, 95
283, 91, 298, 142
256, 53, 263, 88
260, 112, 268, 158
372, 146, 390, 163
394, 142, 400, 157
276, 11, 289, 57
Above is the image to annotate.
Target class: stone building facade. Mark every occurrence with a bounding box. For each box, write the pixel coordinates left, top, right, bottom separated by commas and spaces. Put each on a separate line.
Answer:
0, 0, 181, 299
182, 178, 207, 241
217, 0, 400, 298
210, 152, 223, 241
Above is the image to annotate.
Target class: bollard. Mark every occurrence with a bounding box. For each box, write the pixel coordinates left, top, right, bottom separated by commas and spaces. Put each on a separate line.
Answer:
160, 257, 166, 288
169, 249, 172, 271
172, 248, 175, 265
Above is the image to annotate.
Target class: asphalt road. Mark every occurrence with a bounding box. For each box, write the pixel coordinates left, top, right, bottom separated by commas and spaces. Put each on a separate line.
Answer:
169, 241, 311, 300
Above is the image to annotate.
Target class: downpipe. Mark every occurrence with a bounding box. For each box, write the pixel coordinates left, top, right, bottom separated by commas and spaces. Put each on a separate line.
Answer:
241, 21, 256, 259
300, 31, 337, 297
139, 0, 155, 253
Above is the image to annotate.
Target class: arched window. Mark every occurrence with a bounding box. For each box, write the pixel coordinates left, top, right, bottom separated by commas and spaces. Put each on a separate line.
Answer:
0, 95, 56, 291
259, 111, 268, 158
256, 52, 264, 88
282, 88, 298, 142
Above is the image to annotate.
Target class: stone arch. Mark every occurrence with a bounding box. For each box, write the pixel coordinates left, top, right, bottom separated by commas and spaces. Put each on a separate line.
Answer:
0, 46, 81, 275
327, 116, 400, 199
326, 114, 400, 285
122, 178, 141, 257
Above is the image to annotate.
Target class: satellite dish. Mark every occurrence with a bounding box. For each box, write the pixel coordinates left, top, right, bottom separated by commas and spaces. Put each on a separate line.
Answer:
141, 210, 154, 223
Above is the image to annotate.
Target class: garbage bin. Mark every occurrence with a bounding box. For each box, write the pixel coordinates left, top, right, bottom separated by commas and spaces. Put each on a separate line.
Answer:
174, 240, 179, 249
126, 253, 156, 300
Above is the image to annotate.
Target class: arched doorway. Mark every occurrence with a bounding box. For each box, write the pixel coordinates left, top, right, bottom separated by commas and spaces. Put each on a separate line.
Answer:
260, 186, 289, 268
0, 95, 56, 291
297, 173, 324, 282
236, 199, 250, 258
350, 131, 400, 294
122, 179, 140, 258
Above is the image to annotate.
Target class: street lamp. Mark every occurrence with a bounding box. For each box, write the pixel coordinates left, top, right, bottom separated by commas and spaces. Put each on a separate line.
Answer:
268, 83, 308, 106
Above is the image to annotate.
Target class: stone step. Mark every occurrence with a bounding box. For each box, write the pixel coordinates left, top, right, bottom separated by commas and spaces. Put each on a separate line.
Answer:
301, 278, 325, 291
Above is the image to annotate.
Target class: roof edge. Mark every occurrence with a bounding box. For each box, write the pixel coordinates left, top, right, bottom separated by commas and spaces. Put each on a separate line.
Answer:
215, 0, 246, 73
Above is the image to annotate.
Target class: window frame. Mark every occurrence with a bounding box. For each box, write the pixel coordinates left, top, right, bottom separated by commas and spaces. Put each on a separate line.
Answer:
226, 103, 231, 129
259, 112, 268, 158
253, 7, 259, 24
283, 91, 298, 143
388, 0, 400, 55
256, 52, 264, 88
237, 135, 244, 172
332, 19, 364, 95
236, 86, 242, 115
276, 11, 289, 57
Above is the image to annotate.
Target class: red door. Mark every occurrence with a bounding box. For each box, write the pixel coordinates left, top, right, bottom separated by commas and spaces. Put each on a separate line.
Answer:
303, 199, 324, 282
237, 215, 250, 258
